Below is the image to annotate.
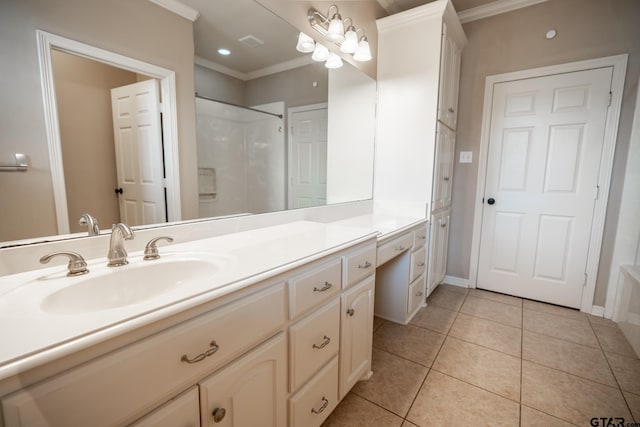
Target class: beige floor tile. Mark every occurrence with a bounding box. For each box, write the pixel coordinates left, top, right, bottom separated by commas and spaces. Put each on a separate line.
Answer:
523, 309, 599, 348
426, 286, 467, 311
523, 300, 588, 322
321, 393, 403, 427
373, 322, 445, 367
449, 312, 522, 357
623, 391, 640, 422
468, 288, 522, 307
593, 323, 639, 358
460, 296, 522, 328
523, 330, 616, 387
401, 422, 420, 427
521, 361, 631, 426
520, 405, 577, 427
352, 349, 428, 417
406, 370, 520, 427
606, 352, 640, 394
436, 284, 469, 294
373, 316, 387, 332
410, 304, 458, 334
432, 336, 521, 401
587, 314, 618, 328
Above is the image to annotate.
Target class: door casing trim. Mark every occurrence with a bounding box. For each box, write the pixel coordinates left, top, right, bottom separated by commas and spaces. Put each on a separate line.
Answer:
468, 54, 628, 314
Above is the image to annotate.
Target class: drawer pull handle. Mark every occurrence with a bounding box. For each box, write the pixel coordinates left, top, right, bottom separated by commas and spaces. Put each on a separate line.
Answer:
418, 262, 425, 267
358, 261, 372, 269
395, 245, 405, 251
313, 282, 332, 292
416, 291, 424, 297
212, 407, 226, 423
448, 107, 455, 113
312, 335, 331, 349
311, 397, 329, 414
444, 176, 450, 181
441, 223, 447, 228
180, 340, 219, 364
347, 308, 355, 317
419, 235, 426, 240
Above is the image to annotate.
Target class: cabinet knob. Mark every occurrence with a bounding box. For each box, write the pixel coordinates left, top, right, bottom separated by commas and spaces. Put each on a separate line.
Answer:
313, 282, 332, 292
212, 407, 226, 422
347, 308, 355, 317
441, 223, 447, 228
311, 397, 329, 414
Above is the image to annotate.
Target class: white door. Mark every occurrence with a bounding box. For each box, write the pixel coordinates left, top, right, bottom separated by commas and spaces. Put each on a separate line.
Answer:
111, 79, 166, 226
288, 106, 328, 209
477, 67, 613, 308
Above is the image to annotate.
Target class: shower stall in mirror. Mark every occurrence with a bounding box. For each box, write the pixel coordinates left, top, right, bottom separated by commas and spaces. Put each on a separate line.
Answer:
195, 96, 286, 218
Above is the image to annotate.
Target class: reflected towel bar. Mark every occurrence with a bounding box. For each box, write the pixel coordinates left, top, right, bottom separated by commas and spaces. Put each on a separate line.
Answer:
0, 153, 29, 171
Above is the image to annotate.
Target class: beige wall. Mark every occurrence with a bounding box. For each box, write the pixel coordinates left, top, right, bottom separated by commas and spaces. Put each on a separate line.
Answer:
195, 65, 245, 105
52, 50, 138, 233
0, 0, 197, 242
448, 0, 640, 306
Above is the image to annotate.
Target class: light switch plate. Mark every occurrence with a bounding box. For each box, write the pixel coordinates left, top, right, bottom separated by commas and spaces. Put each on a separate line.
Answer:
460, 151, 473, 163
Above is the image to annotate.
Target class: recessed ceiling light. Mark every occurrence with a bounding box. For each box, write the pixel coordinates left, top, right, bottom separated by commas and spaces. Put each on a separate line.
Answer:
218, 48, 231, 56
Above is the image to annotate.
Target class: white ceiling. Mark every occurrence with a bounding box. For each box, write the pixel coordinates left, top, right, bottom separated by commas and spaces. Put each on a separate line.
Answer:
376, 0, 496, 14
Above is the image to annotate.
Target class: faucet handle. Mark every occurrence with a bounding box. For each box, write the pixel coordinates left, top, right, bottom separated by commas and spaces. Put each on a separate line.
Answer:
144, 236, 174, 260
79, 213, 100, 236
40, 252, 89, 276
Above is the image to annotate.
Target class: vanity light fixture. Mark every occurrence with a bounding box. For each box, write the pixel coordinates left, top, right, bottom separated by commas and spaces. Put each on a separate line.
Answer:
296, 32, 316, 53
325, 52, 343, 69
311, 43, 330, 62
340, 20, 359, 54
353, 36, 372, 62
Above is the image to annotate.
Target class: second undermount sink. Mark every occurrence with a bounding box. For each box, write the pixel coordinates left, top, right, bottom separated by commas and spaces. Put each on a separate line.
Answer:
40, 258, 221, 315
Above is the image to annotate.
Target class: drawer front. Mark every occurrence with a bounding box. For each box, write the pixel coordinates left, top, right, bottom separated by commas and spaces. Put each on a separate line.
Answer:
130, 387, 200, 427
2, 284, 286, 427
289, 298, 340, 392
377, 232, 414, 266
410, 246, 427, 283
289, 357, 339, 427
408, 274, 426, 315
343, 244, 376, 289
413, 226, 428, 249
289, 258, 342, 319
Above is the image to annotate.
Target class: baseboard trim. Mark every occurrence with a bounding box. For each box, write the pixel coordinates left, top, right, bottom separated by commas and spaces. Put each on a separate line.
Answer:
591, 305, 606, 317
442, 275, 469, 288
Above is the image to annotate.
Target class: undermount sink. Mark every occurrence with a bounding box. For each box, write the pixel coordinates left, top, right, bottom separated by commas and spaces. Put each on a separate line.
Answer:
40, 258, 220, 314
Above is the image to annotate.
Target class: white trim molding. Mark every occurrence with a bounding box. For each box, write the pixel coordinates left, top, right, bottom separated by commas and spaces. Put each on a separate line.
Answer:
591, 305, 606, 318
195, 55, 315, 82
36, 30, 182, 234
457, 0, 550, 24
442, 275, 469, 288
147, 0, 200, 22
468, 54, 628, 314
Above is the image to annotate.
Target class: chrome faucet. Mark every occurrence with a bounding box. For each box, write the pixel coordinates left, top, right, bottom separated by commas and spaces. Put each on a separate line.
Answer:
78, 213, 100, 236
107, 223, 135, 267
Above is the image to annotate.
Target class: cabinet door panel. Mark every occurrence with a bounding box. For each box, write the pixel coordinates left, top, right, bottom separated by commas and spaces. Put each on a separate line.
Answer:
131, 387, 200, 427
199, 333, 286, 427
339, 276, 374, 399
432, 124, 455, 211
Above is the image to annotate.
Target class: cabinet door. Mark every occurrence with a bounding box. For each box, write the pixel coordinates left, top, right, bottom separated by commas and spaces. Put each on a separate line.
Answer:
339, 276, 374, 399
427, 209, 451, 294
199, 333, 286, 427
131, 387, 200, 427
437, 22, 462, 130
432, 124, 455, 211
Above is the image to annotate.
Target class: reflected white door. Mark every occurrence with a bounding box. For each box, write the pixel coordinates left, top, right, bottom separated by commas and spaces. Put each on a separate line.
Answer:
478, 67, 613, 308
111, 79, 166, 226
288, 106, 328, 209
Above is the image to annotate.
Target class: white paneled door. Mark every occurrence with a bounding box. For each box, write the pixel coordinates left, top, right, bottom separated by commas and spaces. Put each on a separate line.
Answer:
478, 67, 613, 308
111, 79, 166, 226
288, 106, 328, 209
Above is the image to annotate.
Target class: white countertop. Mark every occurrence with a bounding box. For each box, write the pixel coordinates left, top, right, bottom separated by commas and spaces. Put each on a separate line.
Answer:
329, 213, 427, 242
0, 220, 377, 380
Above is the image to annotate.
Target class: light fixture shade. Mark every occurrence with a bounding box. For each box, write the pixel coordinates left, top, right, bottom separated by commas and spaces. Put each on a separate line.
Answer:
311, 43, 330, 62
353, 37, 372, 62
340, 27, 359, 54
327, 13, 345, 43
325, 52, 343, 69
296, 32, 316, 53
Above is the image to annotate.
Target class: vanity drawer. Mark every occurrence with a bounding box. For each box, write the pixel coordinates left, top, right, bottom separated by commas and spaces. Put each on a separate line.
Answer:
410, 246, 427, 283
288, 356, 339, 427
289, 298, 340, 392
408, 274, 426, 315
343, 244, 376, 289
377, 232, 414, 266
413, 226, 428, 249
2, 284, 286, 427
289, 258, 342, 319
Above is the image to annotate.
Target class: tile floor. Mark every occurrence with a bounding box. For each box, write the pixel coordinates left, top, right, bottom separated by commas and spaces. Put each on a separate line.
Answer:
322, 285, 640, 427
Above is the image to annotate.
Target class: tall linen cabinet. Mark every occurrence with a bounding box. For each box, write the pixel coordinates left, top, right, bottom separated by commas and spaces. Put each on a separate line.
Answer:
374, 0, 466, 296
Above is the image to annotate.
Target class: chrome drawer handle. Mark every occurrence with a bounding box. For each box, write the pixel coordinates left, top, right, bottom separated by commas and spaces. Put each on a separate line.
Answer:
313, 282, 332, 292
448, 107, 455, 113
417, 291, 424, 297
180, 340, 219, 364
395, 245, 405, 251
212, 407, 226, 423
418, 235, 426, 240
418, 262, 425, 267
444, 176, 450, 181
347, 308, 355, 317
358, 261, 372, 269
311, 397, 329, 414
441, 223, 447, 228
312, 335, 331, 349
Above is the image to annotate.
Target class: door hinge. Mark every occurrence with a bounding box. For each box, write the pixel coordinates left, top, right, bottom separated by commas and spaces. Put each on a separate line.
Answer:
594, 185, 600, 200
583, 272, 588, 287
608, 91, 612, 107
162, 178, 167, 188
159, 102, 164, 113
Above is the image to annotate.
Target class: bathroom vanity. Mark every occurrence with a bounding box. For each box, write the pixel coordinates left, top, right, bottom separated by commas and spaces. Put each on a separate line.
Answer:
0, 214, 424, 427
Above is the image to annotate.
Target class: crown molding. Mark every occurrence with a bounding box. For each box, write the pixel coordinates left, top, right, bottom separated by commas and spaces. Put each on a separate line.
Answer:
377, 0, 446, 33
457, 0, 550, 24
147, 0, 200, 22
195, 56, 315, 82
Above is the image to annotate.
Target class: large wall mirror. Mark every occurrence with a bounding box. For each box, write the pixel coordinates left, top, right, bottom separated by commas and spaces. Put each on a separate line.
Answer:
0, 0, 376, 248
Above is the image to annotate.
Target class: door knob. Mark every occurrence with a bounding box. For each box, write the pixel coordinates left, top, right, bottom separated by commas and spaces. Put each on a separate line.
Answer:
114, 187, 123, 195
487, 197, 495, 205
